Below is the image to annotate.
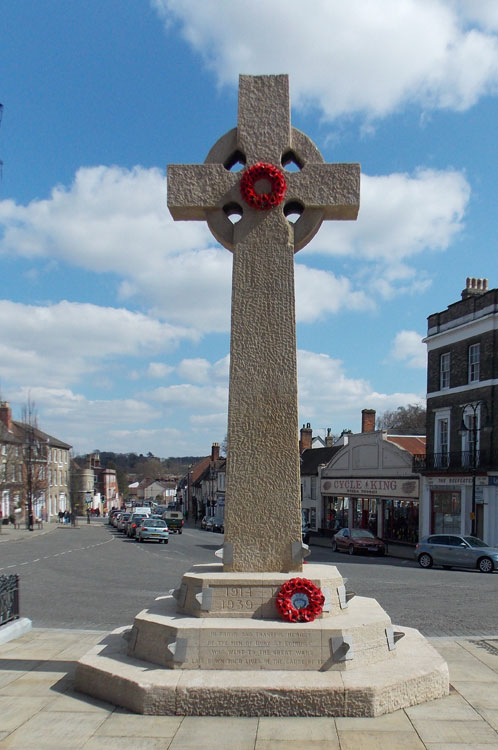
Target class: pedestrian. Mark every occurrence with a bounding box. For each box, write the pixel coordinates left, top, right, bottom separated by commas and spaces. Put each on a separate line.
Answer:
95, 507, 100, 518
64, 509, 70, 525
58, 509, 64, 524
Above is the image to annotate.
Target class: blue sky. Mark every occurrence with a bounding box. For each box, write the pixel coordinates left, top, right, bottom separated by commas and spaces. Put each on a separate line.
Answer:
1, 0, 498, 457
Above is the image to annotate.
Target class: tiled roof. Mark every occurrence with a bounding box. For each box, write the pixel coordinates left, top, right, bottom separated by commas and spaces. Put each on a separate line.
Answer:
387, 435, 426, 456
11, 421, 72, 449
301, 446, 341, 475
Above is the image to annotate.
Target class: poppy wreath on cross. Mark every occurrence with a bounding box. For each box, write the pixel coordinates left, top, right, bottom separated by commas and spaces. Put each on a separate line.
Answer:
239, 162, 287, 210
275, 577, 325, 623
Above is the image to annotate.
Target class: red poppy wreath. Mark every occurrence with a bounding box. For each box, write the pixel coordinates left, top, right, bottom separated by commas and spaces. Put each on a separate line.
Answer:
276, 577, 325, 623
239, 162, 287, 210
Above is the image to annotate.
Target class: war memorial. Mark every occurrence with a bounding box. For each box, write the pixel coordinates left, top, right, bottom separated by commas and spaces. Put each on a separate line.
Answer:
75, 75, 449, 716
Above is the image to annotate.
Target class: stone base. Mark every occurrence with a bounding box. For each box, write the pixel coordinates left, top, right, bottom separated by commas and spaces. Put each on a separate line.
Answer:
127, 594, 395, 671
75, 625, 448, 716
173, 563, 347, 619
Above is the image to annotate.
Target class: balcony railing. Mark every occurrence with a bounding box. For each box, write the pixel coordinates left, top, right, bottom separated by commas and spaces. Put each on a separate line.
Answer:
413, 449, 490, 473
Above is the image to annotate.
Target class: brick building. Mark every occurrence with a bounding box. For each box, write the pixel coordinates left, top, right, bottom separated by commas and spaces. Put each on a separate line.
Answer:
421, 278, 498, 543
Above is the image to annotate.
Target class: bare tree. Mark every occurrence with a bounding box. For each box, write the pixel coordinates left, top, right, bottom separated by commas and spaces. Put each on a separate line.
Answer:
377, 404, 426, 435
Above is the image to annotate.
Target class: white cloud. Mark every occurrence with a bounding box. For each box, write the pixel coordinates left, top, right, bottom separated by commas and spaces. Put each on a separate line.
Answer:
0, 300, 193, 388
0, 165, 469, 331
177, 355, 230, 384
390, 330, 427, 369
297, 349, 424, 431
149, 383, 228, 412
308, 170, 470, 262
0, 166, 231, 333
147, 362, 174, 379
295, 266, 373, 322
153, 0, 498, 120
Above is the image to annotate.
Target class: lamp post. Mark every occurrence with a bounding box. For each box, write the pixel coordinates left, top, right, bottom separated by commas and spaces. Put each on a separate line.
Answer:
458, 400, 491, 536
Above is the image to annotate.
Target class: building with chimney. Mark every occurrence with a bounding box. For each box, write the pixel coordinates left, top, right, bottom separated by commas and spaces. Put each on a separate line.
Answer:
419, 278, 498, 544
0, 401, 72, 521
319, 409, 425, 547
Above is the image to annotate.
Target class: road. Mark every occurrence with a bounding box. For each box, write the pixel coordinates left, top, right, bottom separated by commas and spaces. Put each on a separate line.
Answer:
1, 521, 496, 636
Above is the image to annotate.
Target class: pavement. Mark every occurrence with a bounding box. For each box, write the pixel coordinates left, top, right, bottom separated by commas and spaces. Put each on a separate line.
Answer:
0, 518, 99, 544
0, 628, 497, 748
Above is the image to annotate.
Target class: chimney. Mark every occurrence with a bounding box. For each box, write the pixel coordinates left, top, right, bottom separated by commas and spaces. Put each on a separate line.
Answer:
325, 428, 334, 447
361, 409, 376, 433
299, 423, 313, 453
211, 442, 220, 462
0, 401, 12, 431
461, 277, 489, 299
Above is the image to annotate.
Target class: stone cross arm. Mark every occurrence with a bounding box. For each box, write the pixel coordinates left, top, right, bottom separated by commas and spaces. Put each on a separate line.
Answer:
168, 161, 360, 224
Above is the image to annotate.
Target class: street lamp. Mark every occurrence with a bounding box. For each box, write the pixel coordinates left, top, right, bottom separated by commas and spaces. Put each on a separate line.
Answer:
458, 400, 491, 536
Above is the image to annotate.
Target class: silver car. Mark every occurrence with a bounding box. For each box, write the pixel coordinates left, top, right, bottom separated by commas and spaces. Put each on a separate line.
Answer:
416, 534, 498, 573
136, 518, 169, 544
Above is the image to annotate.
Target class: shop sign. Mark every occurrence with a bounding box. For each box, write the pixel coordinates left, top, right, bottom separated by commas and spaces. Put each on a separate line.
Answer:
321, 477, 419, 499
427, 476, 488, 487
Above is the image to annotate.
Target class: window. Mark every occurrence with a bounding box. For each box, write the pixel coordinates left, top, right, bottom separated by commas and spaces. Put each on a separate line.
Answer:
435, 417, 449, 467
431, 491, 461, 534
1, 444, 6, 456
468, 343, 480, 383
311, 476, 317, 500
440, 352, 450, 389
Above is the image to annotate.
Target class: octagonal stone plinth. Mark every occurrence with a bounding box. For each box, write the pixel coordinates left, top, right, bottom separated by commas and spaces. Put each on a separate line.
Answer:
173, 563, 348, 619
74, 625, 448, 717
128, 594, 395, 672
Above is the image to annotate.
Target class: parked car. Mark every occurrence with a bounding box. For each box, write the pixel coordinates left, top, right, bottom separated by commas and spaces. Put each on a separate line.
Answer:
416, 534, 498, 573
200, 515, 210, 530
331, 527, 386, 556
211, 517, 224, 533
136, 518, 169, 544
108, 510, 120, 526
117, 513, 131, 532
126, 513, 149, 538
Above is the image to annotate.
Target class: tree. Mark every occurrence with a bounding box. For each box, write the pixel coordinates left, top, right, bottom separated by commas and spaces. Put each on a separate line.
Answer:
19, 399, 47, 529
377, 404, 426, 435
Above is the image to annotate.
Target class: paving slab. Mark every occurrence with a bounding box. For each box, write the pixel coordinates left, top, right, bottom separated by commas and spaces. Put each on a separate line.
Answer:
405, 693, 483, 721
0, 710, 107, 749
255, 741, 339, 750
449, 680, 498, 709
82, 738, 172, 750
94, 713, 182, 737
168, 716, 258, 749
335, 709, 414, 731
256, 716, 338, 741
410, 717, 498, 744
336, 730, 426, 749
0, 695, 54, 733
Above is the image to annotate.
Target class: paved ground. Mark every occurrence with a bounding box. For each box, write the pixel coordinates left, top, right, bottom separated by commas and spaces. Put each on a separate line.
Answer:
0, 628, 498, 748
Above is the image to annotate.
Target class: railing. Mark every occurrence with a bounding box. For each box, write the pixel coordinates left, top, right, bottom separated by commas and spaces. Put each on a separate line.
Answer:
0, 574, 20, 626
413, 449, 490, 472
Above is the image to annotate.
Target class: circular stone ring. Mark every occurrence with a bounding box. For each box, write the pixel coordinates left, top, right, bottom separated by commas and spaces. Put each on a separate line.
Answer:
276, 577, 325, 623
239, 162, 287, 210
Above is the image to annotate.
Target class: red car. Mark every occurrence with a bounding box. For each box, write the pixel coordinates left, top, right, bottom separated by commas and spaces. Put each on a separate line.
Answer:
331, 527, 386, 556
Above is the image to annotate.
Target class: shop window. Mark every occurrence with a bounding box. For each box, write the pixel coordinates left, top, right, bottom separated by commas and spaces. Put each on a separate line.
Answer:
431, 491, 461, 534
383, 499, 419, 544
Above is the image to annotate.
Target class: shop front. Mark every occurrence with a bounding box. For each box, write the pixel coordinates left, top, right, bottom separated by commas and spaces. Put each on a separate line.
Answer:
321, 477, 421, 544
319, 430, 425, 547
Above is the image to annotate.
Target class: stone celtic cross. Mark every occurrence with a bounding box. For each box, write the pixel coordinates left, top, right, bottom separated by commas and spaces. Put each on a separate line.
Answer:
168, 75, 359, 572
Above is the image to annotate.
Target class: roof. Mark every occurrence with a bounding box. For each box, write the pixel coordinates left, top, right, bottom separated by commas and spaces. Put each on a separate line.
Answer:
387, 435, 426, 456
301, 446, 341, 475
11, 421, 72, 450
